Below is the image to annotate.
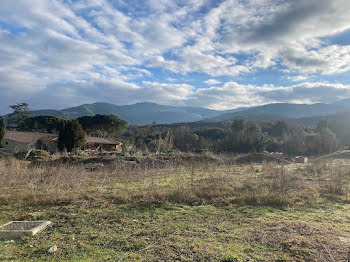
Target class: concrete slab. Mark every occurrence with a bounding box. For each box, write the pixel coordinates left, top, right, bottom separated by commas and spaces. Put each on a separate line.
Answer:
0, 221, 52, 239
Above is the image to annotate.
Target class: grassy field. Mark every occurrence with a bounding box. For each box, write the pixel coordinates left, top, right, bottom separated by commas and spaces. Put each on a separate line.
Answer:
0, 153, 350, 261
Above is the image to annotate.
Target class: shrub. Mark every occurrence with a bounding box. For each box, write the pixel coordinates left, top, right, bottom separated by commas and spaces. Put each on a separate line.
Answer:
26, 149, 50, 161
0, 117, 5, 147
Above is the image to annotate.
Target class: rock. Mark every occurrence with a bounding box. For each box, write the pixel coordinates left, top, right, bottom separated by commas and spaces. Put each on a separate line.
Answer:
295, 156, 308, 163
48, 245, 58, 253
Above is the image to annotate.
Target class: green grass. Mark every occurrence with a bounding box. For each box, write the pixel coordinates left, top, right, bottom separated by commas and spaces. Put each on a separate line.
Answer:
1, 201, 350, 261
1, 155, 350, 261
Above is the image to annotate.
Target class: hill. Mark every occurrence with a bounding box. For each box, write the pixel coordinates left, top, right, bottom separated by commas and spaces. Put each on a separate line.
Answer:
20, 102, 246, 125
3, 99, 350, 125
331, 98, 350, 107
211, 102, 346, 121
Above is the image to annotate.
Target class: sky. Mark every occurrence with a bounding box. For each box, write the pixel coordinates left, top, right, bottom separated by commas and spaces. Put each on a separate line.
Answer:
1, 0, 350, 114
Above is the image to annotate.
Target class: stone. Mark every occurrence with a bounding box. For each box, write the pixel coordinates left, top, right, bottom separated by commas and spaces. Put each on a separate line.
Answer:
48, 245, 58, 253
295, 156, 308, 163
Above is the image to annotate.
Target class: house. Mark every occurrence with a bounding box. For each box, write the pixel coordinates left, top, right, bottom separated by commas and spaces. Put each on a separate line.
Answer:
85, 136, 122, 151
2, 130, 57, 153
1, 130, 122, 153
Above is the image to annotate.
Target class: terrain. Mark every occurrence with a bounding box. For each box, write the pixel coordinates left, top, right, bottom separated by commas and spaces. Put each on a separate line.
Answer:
3, 98, 350, 125
3, 102, 238, 125
0, 153, 350, 261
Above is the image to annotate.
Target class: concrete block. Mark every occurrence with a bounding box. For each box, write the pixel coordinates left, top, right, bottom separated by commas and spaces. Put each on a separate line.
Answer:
0, 221, 52, 239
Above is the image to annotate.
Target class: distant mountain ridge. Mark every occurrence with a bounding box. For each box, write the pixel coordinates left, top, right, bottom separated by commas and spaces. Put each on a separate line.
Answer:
210, 102, 348, 121
7, 102, 245, 125
2, 99, 350, 125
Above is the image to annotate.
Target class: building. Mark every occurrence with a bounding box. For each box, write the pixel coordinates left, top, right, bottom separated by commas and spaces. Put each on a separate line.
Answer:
2, 130, 57, 153
85, 136, 122, 151
1, 130, 122, 153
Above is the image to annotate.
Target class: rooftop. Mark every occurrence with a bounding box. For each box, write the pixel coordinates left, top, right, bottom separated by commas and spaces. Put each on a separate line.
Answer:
5, 130, 57, 144
5, 130, 121, 145
86, 136, 121, 145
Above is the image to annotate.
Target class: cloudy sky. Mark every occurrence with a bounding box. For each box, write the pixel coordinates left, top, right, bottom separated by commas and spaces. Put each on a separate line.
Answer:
1, 0, 350, 114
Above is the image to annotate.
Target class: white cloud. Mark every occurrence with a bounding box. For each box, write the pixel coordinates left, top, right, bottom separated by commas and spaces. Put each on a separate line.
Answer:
281, 45, 350, 75
256, 82, 350, 104
1, 0, 350, 113
143, 0, 350, 76
21, 80, 194, 111
3, 78, 349, 115
286, 75, 309, 82
204, 79, 222, 85
148, 50, 248, 76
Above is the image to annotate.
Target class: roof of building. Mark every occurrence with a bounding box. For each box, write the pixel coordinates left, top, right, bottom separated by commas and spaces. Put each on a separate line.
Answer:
86, 136, 121, 145
5, 130, 57, 144
5, 130, 122, 145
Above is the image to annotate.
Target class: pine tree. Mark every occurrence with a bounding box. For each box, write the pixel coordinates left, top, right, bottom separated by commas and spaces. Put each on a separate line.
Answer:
58, 120, 85, 152
7, 103, 31, 127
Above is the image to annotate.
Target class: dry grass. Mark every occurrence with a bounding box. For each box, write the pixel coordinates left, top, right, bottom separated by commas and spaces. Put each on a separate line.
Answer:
1, 154, 349, 208
1, 154, 350, 261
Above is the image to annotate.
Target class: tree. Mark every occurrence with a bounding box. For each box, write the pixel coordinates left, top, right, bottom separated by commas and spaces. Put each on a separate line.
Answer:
155, 131, 174, 152
270, 120, 288, 137
224, 120, 266, 153
0, 117, 5, 147
7, 103, 31, 127
316, 120, 330, 133
195, 128, 227, 141
316, 127, 338, 155
58, 120, 86, 152
281, 125, 307, 156
173, 126, 200, 152
18, 115, 64, 133
245, 123, 266, 152
231, 119, 246, 134
78, 114, 127, 138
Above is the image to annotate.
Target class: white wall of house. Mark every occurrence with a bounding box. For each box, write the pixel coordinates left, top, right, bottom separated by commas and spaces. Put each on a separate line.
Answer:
2, 139, 35, 153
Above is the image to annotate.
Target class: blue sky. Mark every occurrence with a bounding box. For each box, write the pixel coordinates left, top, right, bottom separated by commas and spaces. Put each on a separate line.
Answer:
1, 0, 350, 114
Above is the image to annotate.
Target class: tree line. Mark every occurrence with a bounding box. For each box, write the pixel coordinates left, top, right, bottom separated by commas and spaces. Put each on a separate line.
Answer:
0, 103, 341, 156
123, 119, 338, 156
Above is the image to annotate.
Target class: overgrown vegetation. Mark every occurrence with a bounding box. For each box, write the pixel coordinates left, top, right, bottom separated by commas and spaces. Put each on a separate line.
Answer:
124, 119, 338, 156
0, 154, 350, 261
0, 117, 5, 147
3, 152, 349, 208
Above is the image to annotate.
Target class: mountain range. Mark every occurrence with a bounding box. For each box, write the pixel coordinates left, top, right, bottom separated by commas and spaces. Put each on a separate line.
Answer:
6, 102, 245, 125
3, 99, 350, 125
211, 101, 349, 121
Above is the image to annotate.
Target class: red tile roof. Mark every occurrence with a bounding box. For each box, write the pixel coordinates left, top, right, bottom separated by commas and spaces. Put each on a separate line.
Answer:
5, 130, 57, 144
85, 136, 121, 145
5, 130, 121, 145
